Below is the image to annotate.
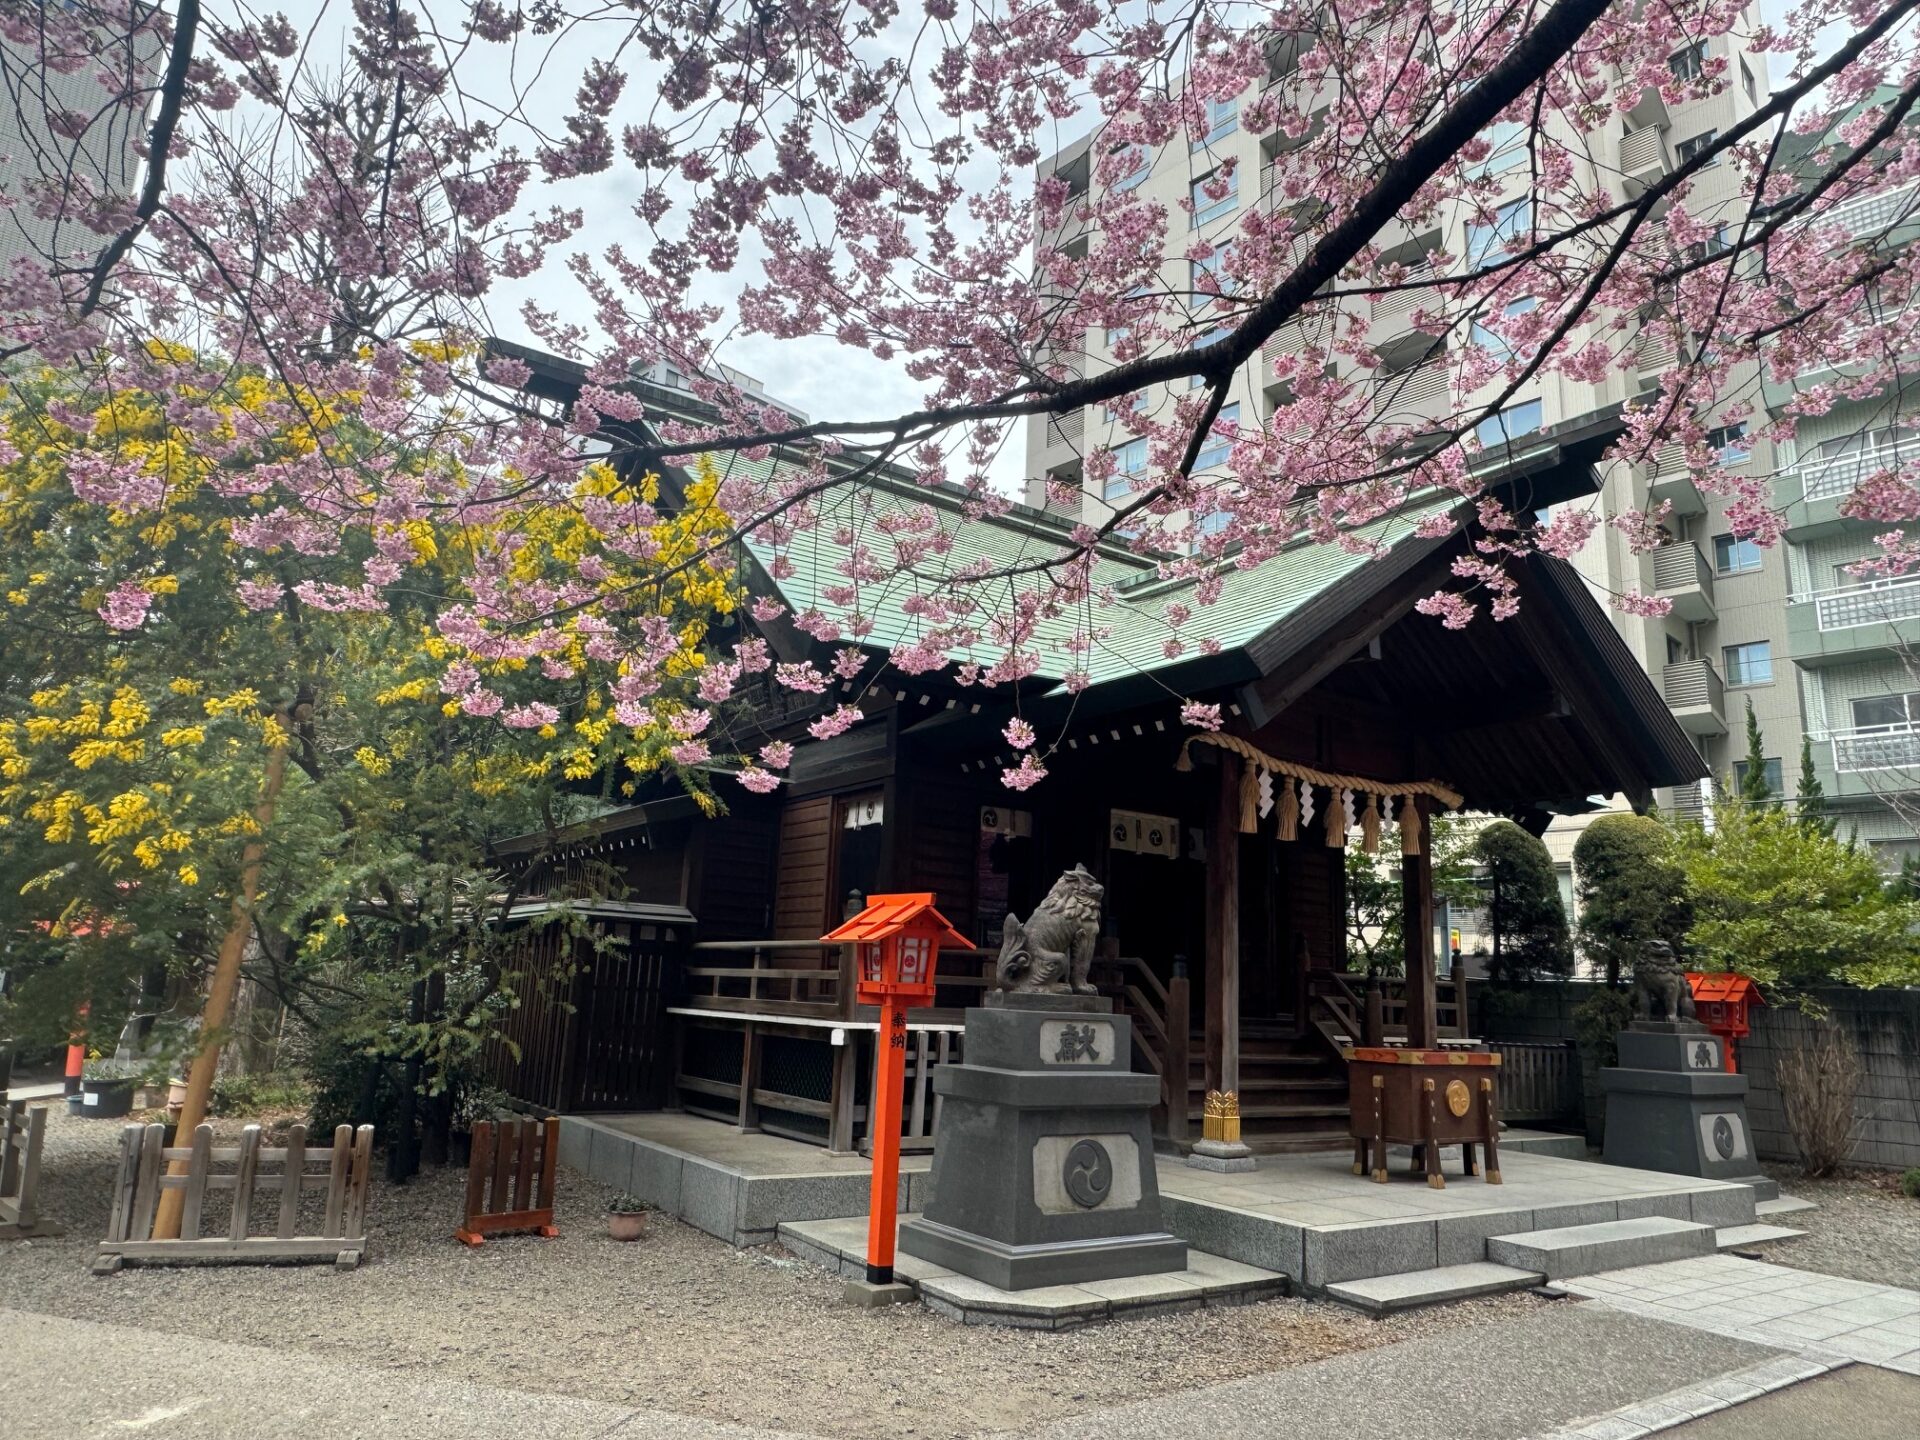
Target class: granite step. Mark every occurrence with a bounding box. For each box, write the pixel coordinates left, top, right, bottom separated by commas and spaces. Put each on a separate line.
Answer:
1755, 1195, 1818, 1218
1325, 1262, 1545, 1315
1486, 1216, 1716, 1280
1715, 1223, 1808, 1250
1725, 1173, 1782, 1203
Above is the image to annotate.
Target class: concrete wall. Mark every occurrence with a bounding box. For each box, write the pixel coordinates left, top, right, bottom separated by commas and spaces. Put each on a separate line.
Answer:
1738, 990, 1920, 1172
1476, 980, 1920, 1171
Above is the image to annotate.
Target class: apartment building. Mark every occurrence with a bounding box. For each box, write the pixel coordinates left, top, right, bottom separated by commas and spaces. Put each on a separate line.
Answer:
1022, 29, 1920, 866
0, 21, 158, 272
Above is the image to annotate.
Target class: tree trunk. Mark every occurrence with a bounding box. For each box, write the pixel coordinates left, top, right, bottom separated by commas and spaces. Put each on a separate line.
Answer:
152, 726, 292, 1241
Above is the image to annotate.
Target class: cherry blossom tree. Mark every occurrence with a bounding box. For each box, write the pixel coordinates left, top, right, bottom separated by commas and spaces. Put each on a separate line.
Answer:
5, 0, 1920, 793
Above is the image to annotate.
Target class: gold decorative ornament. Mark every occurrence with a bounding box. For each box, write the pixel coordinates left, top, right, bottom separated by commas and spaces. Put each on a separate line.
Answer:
1201, 1089, 1241, 1145
1445, 1079, 1472, 1117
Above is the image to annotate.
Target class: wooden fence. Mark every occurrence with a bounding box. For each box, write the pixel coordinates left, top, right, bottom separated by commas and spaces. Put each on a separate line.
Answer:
1, 1102, 59, 1239
1490, 1040, 1582, 1127
456, 1116, 560, 1245
95, 1122, 375, 1273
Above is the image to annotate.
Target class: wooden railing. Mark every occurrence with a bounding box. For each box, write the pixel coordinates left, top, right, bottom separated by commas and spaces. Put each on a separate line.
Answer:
682, 939, 849, 1019
1094, 956, 1191, 1144
1489, 1040, 1581, 1126
1308, 969, 1470, 1050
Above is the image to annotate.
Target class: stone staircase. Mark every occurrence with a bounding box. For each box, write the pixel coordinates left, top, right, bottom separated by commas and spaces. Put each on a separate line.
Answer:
1327, 1208, 1811, 1314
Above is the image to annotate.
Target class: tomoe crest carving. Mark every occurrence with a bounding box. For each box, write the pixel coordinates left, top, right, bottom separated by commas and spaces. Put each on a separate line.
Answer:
1062, 1139, 1112, 1208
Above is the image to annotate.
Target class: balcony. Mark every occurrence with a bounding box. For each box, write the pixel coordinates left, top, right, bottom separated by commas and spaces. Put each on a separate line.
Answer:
1043, 408, 1084, 453
1822, 179, 1920, 244
1830, 721, 1920, 777
1651, 542, 1716, 622
1619, 126, 1672, 198
1370, 260, 1437, 321
1661, 657, 1727, 736
1787, 575, 1920, 667
1779, 434, 1920, 539
1371, 361, 1450, 430
1647, 443, 1705, 517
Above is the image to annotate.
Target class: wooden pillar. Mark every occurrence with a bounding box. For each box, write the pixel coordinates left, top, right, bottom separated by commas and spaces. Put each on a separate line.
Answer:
1402, 797, 1438, 1050
1203, 757, 1241, 1098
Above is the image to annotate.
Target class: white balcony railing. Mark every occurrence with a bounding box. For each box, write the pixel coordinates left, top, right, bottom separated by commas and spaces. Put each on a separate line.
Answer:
1821, 179, 1920, 242
1804, 574, 1920, 632
1371, 262, 1436, 320
1831, 721, 1920, 774
1790, 434, 1920, 504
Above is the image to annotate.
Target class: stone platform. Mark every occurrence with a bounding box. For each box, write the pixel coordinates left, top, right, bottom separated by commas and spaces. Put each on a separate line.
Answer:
563, 1113, 1756, 1299
782, 1215, 1286, 1329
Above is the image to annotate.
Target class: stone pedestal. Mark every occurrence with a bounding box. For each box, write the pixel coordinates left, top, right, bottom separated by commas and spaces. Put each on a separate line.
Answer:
1601, 1020, 1765, 1184
897, 995, 1187, 1291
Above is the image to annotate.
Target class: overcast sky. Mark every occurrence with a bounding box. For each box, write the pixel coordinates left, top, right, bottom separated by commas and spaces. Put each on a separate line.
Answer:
267, 0, 1814, 494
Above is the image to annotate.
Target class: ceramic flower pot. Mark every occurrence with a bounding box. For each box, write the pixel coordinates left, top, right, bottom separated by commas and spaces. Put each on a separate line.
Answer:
607, 1211, 648, 1241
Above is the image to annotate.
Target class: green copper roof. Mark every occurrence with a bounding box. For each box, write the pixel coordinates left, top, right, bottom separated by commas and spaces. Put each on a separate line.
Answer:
738, 479, 1460, 693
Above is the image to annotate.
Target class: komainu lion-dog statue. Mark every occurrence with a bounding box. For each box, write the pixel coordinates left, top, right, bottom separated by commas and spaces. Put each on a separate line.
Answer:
994, 864, 1104, 996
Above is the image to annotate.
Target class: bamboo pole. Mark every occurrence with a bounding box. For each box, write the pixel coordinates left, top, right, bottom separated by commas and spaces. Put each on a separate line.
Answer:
152, 717, 293, 1241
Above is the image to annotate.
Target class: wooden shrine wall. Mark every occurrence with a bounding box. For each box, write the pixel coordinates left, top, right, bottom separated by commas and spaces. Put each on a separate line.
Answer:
771, 795, 835, 939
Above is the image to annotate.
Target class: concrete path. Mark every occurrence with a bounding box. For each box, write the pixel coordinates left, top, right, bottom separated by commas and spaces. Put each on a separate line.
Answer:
1562, 1254, 1920, 1373
1004, 1302, 1779, 1440
0, 1308, 802, 1440
1658, 1365, 1920, 1437
4, 1297, 1788, 1440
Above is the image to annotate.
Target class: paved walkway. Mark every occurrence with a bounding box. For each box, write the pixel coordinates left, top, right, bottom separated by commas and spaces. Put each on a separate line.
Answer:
1659, 1366, 1920, 1438
1563, 1254, 1920, 1373
3, 1298, 1779, 1440
0, 1308, 798, 1440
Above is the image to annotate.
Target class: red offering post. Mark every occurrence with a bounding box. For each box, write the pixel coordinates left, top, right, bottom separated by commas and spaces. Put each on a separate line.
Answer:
821, 893, 973, 1285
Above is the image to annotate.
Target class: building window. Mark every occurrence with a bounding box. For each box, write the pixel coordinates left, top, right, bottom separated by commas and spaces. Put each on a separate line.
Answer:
1666, 634, 1686, 665
1723, 640, 1773, 687
1466, 199, 1531, 267
1852, 693, 1920, 729
1740, 58, 1758, 106
1475, 399, 1543, 449
1732, 757, 1784, 796
1110, 145, 1150, 193
1191, 168, 1239, 227
1669, 41, 1709, 82
1676, 130, 1719, 167
1707, 422, 1750, 462
1195, 403, 1240, 470
1192, 97, 1238, 151
1190, 245, 1238, 301
1104, 437, 1148, 501
1195, 506, 1232, 538
1712, 533, 1762, 575
1471, 296, 1537, 357
1687, 226, 1733, 262
1472, 119, 1528, 176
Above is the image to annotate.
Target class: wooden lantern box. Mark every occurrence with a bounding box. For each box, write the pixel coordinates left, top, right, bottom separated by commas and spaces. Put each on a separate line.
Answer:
1344, 1047, 1503, 1189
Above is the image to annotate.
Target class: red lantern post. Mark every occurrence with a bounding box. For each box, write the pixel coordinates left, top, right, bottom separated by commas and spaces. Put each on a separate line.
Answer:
821, 893, 973, 1285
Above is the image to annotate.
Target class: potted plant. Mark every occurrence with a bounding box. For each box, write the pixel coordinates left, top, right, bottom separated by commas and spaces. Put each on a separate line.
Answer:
80, 1056, 139, 1119
608, 1194, 652, 1241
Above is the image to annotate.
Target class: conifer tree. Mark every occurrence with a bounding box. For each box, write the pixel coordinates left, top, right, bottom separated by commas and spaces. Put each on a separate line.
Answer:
1795, 735, 1837, 839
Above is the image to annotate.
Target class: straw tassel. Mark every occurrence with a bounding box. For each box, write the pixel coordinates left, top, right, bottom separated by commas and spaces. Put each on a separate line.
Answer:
1237, 759, 1259, 834
1360, 794, 1381, 854
1324, 788, 1346, 848
1174, 741, 1193, 772
1400, 794, 1424, 856
1277, 779, 1298, 841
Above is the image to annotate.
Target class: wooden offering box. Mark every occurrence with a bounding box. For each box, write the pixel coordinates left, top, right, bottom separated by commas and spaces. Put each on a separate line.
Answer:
1344, 1047, 1503, 1189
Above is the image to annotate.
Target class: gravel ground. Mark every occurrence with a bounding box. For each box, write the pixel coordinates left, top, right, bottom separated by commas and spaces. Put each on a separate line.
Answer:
2, 1108, 1545, 1439
1760, 1162, 1920, 1290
